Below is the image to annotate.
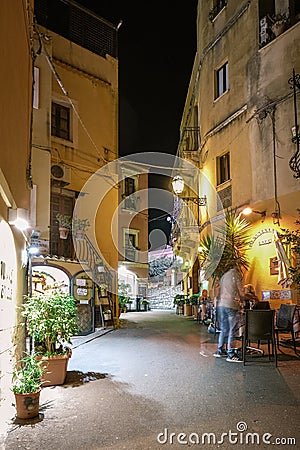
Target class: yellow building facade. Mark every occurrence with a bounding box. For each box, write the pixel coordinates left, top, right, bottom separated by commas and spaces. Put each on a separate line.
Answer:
177, 0, 300, 305
118, 170, 149, 308
31, 0, 119, 330
0, 0, 34, 429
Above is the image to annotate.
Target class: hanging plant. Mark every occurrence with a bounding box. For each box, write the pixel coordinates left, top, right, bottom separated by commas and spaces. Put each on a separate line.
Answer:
56, 214, 72, 239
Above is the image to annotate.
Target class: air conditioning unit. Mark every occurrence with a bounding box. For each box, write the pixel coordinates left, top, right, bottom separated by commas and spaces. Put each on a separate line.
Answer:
51, 164, 71, 184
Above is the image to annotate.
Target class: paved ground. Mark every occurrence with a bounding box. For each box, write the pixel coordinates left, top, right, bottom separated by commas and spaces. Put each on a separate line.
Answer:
2, 310, 300, 450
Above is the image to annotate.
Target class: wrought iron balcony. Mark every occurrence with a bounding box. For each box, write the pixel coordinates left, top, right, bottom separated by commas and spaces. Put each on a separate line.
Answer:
122, 193, 139, 211
124, 247, 137, 262
180, 127, 200, 153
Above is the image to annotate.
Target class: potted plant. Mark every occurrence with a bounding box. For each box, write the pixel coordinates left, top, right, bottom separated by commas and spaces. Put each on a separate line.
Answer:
268, 12, 289, 37
56, 214, 72, 239
12, 353, 44, 419
22, 291, 78, 386
72, 216, 90, 240
184, 297, 193, 317
118, 282, 131, 313
103, 309, 112, 321
98, 283, 108, 297
141, 299, 150, 311
173, 294, 185, 315
279, 209, 300, 294
189, 293, 200, 317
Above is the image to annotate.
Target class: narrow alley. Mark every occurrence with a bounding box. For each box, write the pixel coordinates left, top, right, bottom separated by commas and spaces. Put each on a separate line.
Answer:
3, 310, 300, 450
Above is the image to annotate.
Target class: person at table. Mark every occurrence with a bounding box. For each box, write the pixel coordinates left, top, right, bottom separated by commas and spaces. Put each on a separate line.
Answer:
241, 284, 259, 310
213, 268, 243, 362
198, 289, 211, 323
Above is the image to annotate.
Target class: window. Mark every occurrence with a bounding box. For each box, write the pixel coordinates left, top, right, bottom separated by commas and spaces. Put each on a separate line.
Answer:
51, 102, 71, 140
124, 177, 136, 196
122, 176, 138, 210
124, 230, 138, 262
217, 152, 230, 185
50, 191, 75, 258
215, 62, 228, 98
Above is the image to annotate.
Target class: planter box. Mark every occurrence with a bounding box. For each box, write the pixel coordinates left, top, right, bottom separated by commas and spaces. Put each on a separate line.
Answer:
184, 304, 193, 316
38, 354, 70, 386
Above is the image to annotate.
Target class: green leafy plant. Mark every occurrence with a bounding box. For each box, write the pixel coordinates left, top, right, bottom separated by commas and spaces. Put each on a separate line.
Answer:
22, 292, 78, 355
12, 353, 44, 394
188, 294, 200, 305
198, 209, 251, 282
118, 282, 131, 309
173, 294, 185, 306
56, 214, 72, 229
268, 12, 289, 24
72, 216, 90, 232
280, 209, 300, 292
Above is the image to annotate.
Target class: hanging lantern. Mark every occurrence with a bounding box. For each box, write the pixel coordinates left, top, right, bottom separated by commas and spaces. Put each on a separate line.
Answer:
172, 175, 185, 195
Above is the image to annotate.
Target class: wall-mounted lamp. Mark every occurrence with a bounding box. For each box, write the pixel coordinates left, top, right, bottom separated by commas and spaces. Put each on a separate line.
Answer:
242, 207, 266, 221
8, 207, 29, 231
172, 175, 207, 206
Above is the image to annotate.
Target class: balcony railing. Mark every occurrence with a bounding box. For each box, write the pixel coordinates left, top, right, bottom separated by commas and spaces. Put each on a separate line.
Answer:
34, 0, 118, 58
209, 0, 227, 22
122, 193, 138, 211
180, 127, 200, 152
124, 247, 137, 262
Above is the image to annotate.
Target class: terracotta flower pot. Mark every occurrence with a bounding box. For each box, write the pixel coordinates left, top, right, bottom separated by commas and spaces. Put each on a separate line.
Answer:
184, 304, 193, 316
59, 227, 69, 239
38, 354, 71, 386
14, 391, 40, 419
271, 22, 287, 37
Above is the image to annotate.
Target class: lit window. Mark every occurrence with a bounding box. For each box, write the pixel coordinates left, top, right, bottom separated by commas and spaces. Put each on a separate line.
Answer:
217, 152, 230, 185
51, 102, 71, 141
216, 62, 228, 98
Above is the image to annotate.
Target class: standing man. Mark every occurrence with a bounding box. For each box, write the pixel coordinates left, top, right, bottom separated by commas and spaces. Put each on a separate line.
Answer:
213, 268, 243, 362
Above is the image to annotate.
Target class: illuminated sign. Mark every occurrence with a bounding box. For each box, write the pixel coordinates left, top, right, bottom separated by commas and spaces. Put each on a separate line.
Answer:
249, 228, 274, 247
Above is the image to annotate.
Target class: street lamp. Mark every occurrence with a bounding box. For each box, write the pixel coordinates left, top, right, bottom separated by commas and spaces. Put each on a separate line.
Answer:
171, 175, 207, 206
241, 207, 266, 219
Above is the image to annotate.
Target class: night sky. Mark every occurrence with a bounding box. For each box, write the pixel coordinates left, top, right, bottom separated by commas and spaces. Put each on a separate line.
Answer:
74, 1, 198, 247
75, 0, 197, 156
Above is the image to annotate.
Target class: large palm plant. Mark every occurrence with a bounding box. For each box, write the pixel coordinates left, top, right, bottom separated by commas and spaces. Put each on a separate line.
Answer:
198, 209, 251, 282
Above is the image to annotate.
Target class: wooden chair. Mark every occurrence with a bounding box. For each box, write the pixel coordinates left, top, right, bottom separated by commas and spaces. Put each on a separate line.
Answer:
242, 310, 277, 366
